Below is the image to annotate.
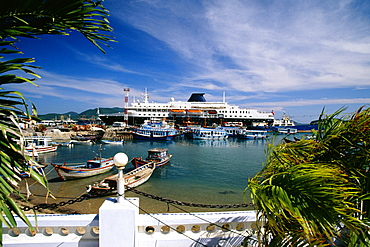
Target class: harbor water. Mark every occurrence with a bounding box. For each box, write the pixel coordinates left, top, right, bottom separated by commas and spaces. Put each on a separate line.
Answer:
24, 134, 306, 214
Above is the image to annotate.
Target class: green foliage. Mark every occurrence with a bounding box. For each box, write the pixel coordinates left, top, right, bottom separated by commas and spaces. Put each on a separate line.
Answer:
0, 0, 114, 230
247, 106, 370, 246
0, 0, 115, 53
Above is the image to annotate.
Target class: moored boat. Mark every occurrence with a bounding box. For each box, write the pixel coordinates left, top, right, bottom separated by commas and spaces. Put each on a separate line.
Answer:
237, 130, 268, 139
70, 134, 101, 144
101, 140, 124, 145
51, 147, 114, 180
86, 162, 156, 196
191, 127, 228, 140
274, 127, 298, 135
132, 148, 172, 168
132, 120, 180, 141
223, 127, 243, 137
272, 112, 295, 127
25, 136, 57, 154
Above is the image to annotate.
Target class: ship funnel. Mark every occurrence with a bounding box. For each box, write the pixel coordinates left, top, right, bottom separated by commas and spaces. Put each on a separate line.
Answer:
187, 93, 206, 102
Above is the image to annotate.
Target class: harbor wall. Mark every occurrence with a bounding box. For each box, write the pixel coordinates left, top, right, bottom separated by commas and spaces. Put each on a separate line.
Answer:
2, 197, 256, 247
23, 128, 133, 142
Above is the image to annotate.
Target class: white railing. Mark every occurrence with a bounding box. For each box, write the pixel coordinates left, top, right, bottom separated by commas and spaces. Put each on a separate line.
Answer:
3, 197, 257, 247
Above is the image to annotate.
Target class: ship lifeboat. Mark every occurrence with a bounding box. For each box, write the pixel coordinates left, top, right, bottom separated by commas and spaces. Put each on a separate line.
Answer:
187, 109, 202, 115
208, 110, 217, 114
170, 109, 186, 115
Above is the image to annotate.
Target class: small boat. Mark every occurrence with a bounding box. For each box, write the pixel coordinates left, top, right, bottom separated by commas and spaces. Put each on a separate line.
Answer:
274, 128, 298, 135
70, 134, 101, 144
70, 139, 94, 145
86, 162, 156, 196
191, 127, 228, 140
51, 146, 114, 180
132, 120, 181, 141
101, 140, 124, 145
25, 136, 57, 154
25, 149, 39, 160
223, 127, 243, 137
272, 112, 295, 127
237, 130, 268, 139
132, 148, 172, 168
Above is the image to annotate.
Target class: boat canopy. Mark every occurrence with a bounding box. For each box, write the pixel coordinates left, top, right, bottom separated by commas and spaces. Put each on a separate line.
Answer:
147, 148, 168, 158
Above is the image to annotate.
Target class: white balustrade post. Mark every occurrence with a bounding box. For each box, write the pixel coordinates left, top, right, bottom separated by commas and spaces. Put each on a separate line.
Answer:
113, 152, 128, 203
99, 153, 139, 247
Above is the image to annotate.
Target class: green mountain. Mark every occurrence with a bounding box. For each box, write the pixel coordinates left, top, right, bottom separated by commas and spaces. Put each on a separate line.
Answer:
38, 107, 123, 120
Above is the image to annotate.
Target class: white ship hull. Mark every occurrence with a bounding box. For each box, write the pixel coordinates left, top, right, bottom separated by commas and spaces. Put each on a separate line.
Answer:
99, 92, 274, 127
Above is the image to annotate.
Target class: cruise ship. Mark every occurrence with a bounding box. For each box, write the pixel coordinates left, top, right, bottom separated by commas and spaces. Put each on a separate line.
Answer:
99, 91, 275, 127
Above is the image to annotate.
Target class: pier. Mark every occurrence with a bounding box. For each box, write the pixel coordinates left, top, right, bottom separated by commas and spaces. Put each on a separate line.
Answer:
23, 127, 134, 142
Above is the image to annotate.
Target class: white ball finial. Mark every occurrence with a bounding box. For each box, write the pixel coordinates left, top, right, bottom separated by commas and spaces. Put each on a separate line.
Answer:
114, 153, 128, 169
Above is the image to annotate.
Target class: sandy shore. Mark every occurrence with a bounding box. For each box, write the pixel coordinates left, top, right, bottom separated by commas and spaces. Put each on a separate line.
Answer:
12, 188, 251, 216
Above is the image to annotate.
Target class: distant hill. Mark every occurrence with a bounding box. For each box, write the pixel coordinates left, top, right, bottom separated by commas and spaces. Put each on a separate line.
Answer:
38, 107, 124, 120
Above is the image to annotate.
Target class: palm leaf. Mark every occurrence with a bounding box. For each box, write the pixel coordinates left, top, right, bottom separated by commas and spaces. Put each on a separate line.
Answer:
0, 0, 115, 231
248, 106, 370, 246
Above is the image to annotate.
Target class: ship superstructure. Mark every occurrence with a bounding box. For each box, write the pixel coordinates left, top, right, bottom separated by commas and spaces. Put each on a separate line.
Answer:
99, 91, 275, 127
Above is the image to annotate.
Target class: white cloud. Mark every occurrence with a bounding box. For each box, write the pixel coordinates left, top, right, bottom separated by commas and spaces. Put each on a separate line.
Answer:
113, 0, 370, 94
248, 98, 370, 107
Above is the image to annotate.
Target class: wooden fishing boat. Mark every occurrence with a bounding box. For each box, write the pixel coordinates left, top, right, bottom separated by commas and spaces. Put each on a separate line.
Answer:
86, 162, 156, 196
131, 148, 172, 168
51, 146, 114, 180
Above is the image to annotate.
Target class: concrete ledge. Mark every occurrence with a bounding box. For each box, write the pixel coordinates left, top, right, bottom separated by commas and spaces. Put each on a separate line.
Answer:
2, 214, 99, 247
3, 198, 256, 247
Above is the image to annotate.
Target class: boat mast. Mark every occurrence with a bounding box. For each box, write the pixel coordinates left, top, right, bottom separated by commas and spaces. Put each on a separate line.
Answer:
143, 88, 149, 104
124, 88, 130, 123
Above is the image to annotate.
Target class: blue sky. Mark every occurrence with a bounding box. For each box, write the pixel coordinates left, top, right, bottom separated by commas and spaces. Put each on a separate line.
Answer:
5, 0, 370, 123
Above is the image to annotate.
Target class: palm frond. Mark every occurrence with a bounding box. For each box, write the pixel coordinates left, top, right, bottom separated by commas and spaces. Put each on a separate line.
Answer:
0, 0, 116, 53
248, 106, 370, 246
